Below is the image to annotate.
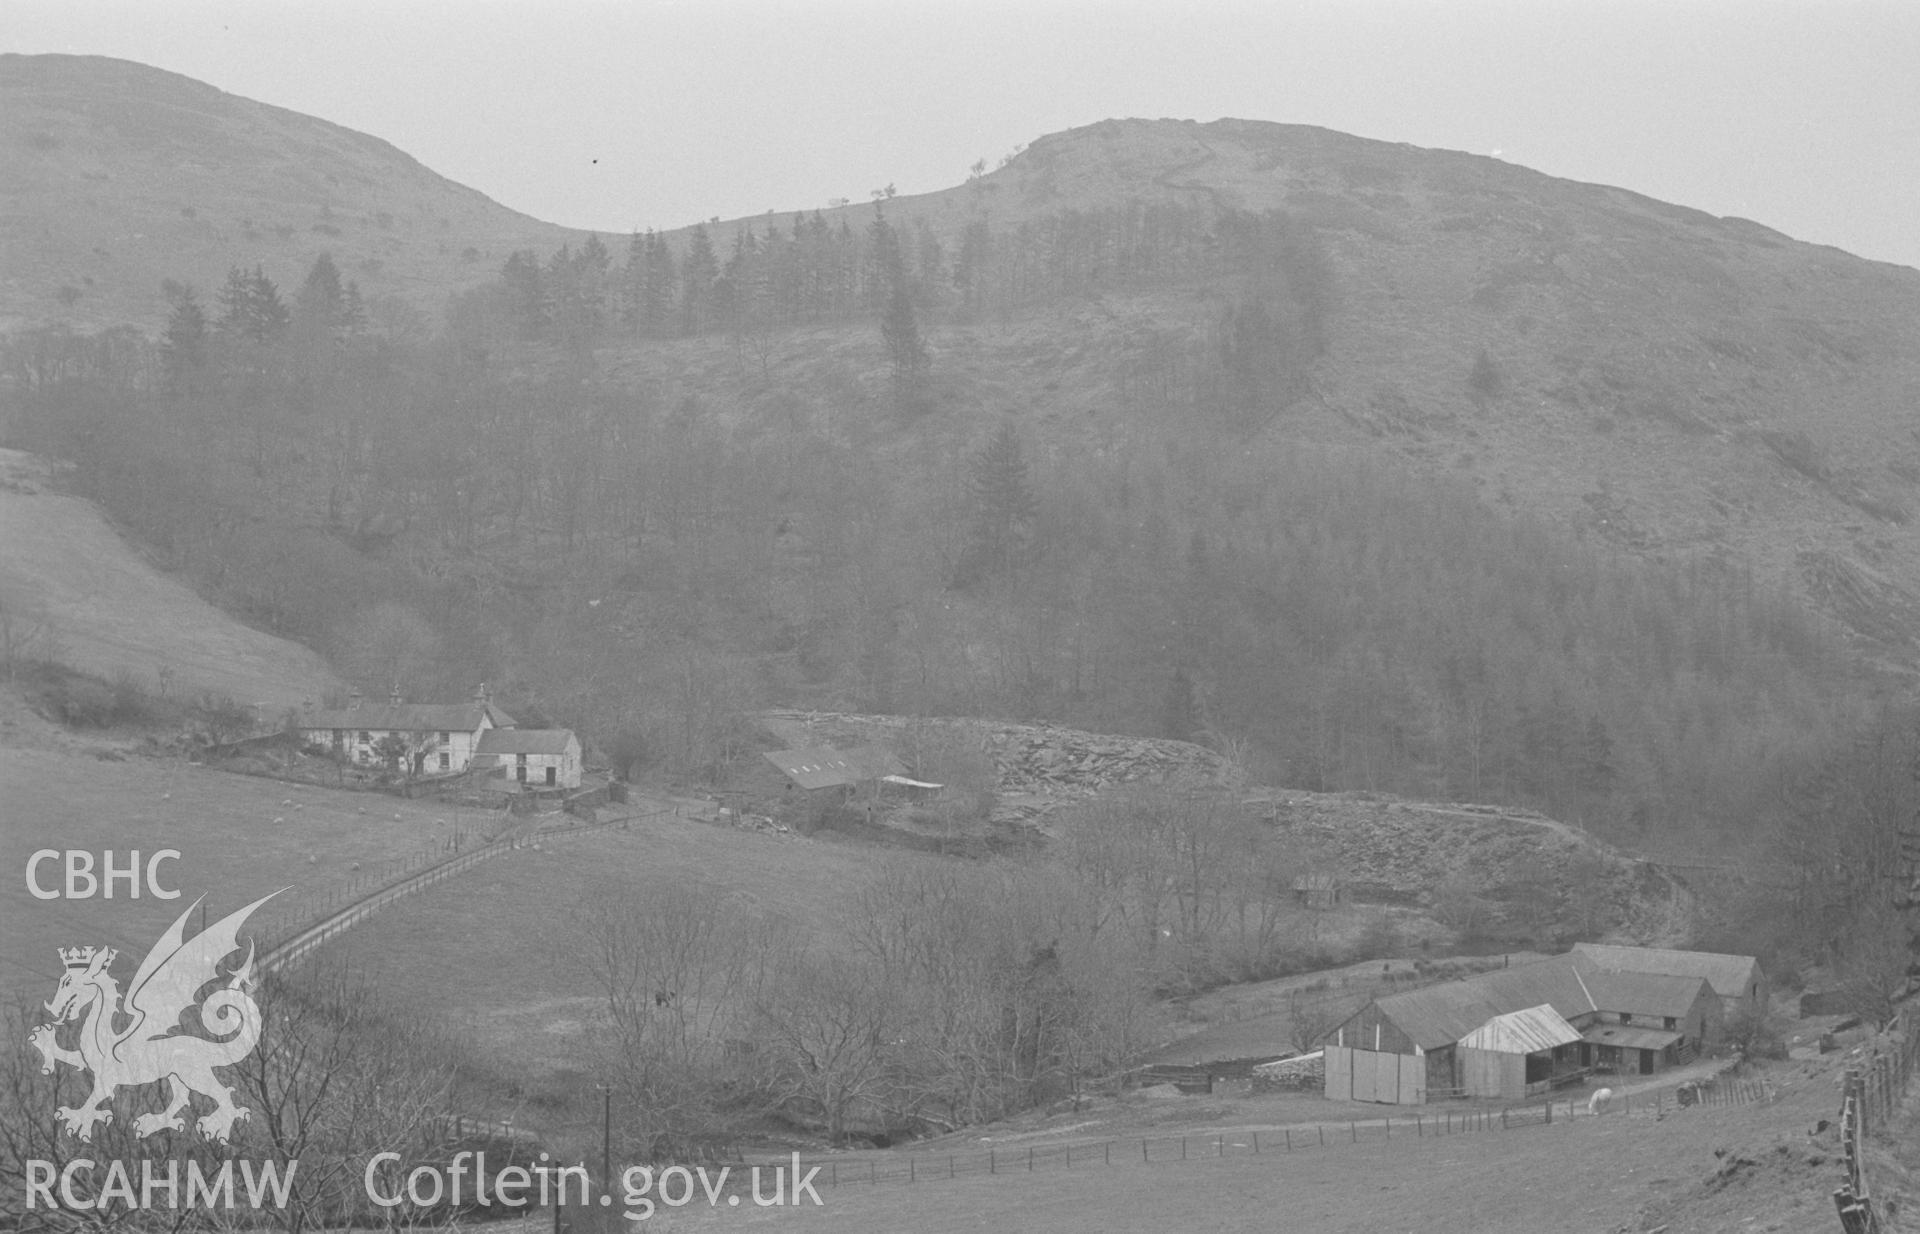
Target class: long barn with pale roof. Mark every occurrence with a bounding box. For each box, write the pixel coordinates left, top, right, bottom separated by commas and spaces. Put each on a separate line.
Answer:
1323, 948, 1734, 1104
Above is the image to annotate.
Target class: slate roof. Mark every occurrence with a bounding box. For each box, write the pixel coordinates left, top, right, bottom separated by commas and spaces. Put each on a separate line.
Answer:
1581, 1023, 1682, 1053
1581, 969, 1714, 1020
476, 728, 578, 756
1365, 953, 1712, 1050
300, 702, 515, 733
1570, 944, 1761, 1001
1369, 960, 1598, 1049
1458, 1004, 1584, 1055
763, 744, 905, 790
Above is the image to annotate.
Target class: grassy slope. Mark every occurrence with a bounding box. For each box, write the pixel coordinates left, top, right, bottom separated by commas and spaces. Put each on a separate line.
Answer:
653, 1055, 1847, 1234
0, 741, 496, 1007
618, 117, 1920, 661
0, 449, 340, 708
339, 821, 929, 1085
9, 59, 1920, 652
0, 53, 582, 331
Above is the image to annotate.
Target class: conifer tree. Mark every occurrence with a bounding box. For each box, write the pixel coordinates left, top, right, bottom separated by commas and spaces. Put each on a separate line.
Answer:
296, 252, 346, 331
159, 280, 209, 392
499, 250, 548, 340
216, 265, 289, 342
880, 280, 930, 409
680, 225, 718, 336
642, 231, 678, 337
953, 422, 1041, 588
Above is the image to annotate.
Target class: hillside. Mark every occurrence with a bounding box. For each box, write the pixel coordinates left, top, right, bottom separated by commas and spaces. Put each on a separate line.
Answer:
0, 54, 583, 331
7, 60, 1918, 658
5, 61, 1917, 851
756, 117, 1920, 663
0, 448, 338, 708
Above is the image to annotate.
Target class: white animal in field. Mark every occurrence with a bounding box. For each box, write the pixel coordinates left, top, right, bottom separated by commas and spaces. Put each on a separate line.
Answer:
1588, 1087, 1615, 1115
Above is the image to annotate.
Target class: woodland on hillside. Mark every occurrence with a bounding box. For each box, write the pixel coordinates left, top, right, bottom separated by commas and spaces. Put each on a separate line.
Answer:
5, 194, 1918, 1150
0, 207, 1866, 838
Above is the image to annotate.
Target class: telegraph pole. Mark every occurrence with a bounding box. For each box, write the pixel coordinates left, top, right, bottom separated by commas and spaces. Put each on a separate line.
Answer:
602, 1087, 612, 1190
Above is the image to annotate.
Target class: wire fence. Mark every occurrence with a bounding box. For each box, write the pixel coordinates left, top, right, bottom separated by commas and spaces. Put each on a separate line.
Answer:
1834, 1005, 1919, 1234
257, 806, 673, 975
736, 1072, 1777, 1190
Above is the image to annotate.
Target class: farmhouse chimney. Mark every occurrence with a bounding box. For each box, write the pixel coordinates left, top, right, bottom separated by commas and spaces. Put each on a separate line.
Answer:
348, 688, 362, 711
388, 682, 403, 706
474, 682, 489, 705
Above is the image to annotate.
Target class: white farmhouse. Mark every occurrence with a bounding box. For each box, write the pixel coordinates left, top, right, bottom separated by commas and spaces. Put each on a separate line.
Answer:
298, 685, 515, 777
473, 728, 583, 789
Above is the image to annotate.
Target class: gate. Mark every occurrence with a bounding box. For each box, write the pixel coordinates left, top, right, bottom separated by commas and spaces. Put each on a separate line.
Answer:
1324, 1045, 1427, 1104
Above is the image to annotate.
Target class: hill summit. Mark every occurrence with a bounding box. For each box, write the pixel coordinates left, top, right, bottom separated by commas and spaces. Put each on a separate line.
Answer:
0, 53, 580, 331
958, 117, 1920, 659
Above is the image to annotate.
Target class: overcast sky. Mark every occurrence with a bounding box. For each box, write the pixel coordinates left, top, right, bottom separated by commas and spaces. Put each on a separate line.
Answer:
8, 0, 1918, 270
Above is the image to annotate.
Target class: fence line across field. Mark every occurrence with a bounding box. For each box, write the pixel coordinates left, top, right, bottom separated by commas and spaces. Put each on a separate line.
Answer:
709, 1076, 1780, 1191
257, 806, 673, 975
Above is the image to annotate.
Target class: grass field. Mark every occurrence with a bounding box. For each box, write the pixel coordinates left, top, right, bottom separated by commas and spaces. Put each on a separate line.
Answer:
0, 743, 500, 1006
640, 1055, 1853, 1234
338, 816, 928, 1090
0, 448, 339, 709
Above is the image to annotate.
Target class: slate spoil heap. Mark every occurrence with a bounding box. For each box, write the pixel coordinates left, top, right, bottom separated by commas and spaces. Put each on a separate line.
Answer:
986, 725, 1232, 795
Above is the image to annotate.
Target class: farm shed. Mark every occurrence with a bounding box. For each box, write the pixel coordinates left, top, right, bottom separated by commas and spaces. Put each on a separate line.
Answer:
1322, 951, 1721, 1103
1574, 969, 1718, 1075
297, 685, 514, 776
762, 744, 905, 794
1325, 959, 1594, 1104
1570, 943, 1766, 1030
474, 728, 583, 789
1292, 871, 1343, 908
1456, 1005, 1584, 1100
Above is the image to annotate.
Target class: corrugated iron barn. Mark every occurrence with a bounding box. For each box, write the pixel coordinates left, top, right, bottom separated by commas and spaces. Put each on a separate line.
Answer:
1456, 1004, 1585, 1100
1324, 950, 1728, 1104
